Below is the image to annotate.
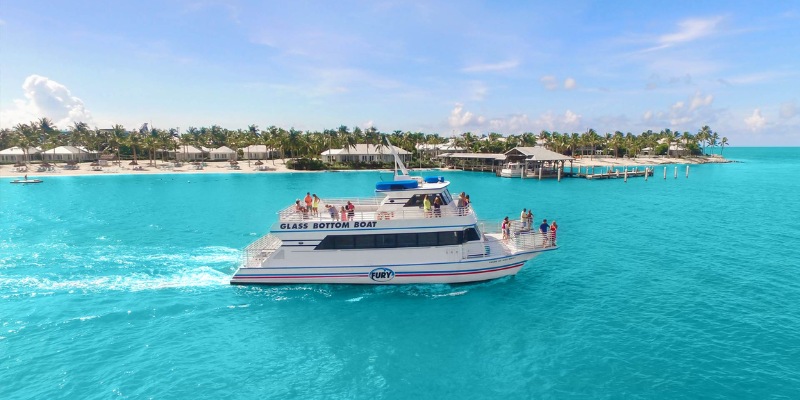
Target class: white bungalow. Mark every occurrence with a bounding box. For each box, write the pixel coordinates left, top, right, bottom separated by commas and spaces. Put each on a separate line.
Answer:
173, 145, 205, 161
241, 145, 277, 160
41, 146, 93, 162
415, 140, 466, 156
210, 146, 237, 161
322, 144, 411, 164
0, 146, 40, 163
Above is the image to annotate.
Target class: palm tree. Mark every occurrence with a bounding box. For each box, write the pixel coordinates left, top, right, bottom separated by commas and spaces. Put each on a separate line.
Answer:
110, 124, 126, 164
697, 125, 712, 155
720, 137, 729, 156
661, 129, 676, 158
38, 118, 61, 162
13, 123, 38, 165
710, 132, 720, 155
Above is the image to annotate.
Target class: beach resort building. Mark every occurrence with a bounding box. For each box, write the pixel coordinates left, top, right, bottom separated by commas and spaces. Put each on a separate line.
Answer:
415, 140, 466, 158
0, 146, 41, 163
173, 145, 205, 161
210, 146, 237, 161
241, 145, 277, 160
40, 146, 95, 162
322, 144, 411, 164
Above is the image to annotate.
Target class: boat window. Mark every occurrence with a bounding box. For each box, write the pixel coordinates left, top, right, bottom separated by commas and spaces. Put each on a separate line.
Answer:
417, 232, 438, 246
315, 230, 473, 250
438, 231, 461, 246
403, 194, 425, 208
403, 193, 450, 207
441, 189, 453, 204
375, 234, 397, 248
333, 235, 354, 249
464, 227, 481, 242
396, 233, 417, 247
354, 235, 375, 249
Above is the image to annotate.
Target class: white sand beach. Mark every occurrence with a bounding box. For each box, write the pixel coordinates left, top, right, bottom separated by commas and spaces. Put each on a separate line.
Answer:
1, 159, 297, 178
0, 155, 729, 179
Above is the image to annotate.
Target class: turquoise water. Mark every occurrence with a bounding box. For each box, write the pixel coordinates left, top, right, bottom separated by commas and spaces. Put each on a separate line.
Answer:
2, 148, 799, 399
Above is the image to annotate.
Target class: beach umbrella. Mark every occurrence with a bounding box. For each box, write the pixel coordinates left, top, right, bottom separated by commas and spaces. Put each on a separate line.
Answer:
129, 160, 139, 165
255, 160, 263, 165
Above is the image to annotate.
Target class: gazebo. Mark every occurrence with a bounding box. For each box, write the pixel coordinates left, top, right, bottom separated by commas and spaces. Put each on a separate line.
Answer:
503, 147, 575, 179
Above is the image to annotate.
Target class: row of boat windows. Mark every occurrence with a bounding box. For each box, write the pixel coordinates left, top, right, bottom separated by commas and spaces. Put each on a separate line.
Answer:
315, 228, 481, 250
396, 191, 454, 208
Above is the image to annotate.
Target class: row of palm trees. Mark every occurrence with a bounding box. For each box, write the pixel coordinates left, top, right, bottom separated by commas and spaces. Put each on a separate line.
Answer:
1, 118, 729, 165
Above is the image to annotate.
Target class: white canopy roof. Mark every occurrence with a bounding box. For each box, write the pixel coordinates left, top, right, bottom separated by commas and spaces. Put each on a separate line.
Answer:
0, 146, 39, 155
210, 146, 236, 154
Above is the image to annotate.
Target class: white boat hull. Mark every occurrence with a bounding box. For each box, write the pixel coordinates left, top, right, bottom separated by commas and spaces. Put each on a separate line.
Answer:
230, 252, 544, 285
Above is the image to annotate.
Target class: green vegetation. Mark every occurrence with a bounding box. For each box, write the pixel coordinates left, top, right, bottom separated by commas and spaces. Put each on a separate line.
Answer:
1, 119, 730, 169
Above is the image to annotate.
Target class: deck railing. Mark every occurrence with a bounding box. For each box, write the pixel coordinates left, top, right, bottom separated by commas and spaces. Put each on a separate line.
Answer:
242, 234, 282, 268
278, 199, 474, 222
479, 220, 558, 251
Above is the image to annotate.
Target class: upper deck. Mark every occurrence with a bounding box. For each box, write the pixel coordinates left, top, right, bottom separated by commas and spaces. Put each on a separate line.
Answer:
278, 196, 474, 223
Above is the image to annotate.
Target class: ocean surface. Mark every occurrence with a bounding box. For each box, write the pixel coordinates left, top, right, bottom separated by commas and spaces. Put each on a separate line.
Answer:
1, 147, 799, 399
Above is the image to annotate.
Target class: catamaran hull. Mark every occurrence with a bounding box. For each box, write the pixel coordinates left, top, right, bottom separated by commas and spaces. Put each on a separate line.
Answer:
230, 252, 543, 285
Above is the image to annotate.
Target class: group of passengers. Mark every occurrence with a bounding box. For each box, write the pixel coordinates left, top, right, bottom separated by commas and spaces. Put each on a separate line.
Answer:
295, 193, 355, 221
421, 192, 471, 218
501, 215, 558, 246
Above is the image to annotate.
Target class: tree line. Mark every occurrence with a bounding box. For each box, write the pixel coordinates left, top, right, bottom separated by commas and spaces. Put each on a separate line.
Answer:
1, 118, 730, 165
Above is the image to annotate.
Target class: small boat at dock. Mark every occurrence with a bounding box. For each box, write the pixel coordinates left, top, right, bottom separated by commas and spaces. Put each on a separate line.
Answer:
10, 179, 43, 184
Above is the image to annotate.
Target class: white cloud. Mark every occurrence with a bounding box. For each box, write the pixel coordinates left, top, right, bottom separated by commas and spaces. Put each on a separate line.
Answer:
448, 103, 477, 129
690, 92, 713, 111
563, 110, 581, 127
643, 110, 654, 122
0, 75, 94, 129
533, 110, 582, 132
540, 75, 558, 91
461, 60, 519, 73
666, 91, 715, 125
644, 16, 724, 52
564, 77, 576, 90
744, 108, 766, 131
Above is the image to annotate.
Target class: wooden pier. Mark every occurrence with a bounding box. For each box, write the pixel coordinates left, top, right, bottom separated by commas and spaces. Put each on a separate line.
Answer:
582, 167, 653, 180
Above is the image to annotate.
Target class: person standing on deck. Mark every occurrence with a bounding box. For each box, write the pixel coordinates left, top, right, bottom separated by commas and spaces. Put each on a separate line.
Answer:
433, 196, 442, 217
526, 210, 533, 231
304, 192, 313, 210
312, 194, 321, 216
423, 194, 432, 217
520, 208, 528, 231
346, 201, 355, 220
502, 217, 510, 241
549, 221, 558, 246
457, 192, 467, 215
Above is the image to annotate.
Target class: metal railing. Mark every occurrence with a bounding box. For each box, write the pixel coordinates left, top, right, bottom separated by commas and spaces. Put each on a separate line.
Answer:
479, 220, 558, 251
242, 234, 282, 268
278, 198, 474, 222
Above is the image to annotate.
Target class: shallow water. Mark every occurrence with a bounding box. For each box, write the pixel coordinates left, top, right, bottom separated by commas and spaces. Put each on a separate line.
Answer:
2, 148, 799, 399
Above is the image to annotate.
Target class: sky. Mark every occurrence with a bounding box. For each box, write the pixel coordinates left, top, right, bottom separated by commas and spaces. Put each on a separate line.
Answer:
1, 1, 799, 145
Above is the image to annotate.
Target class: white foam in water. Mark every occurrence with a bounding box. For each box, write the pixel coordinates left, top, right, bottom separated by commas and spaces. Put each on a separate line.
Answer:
189, 246, 240, 264
0, 266, 230, 293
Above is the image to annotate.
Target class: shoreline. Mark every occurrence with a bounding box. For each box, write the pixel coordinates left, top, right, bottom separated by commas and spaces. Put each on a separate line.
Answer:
0, 156, 731, 179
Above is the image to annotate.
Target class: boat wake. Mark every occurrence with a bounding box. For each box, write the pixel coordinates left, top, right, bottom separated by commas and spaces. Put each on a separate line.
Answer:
0, 266, 230, 296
